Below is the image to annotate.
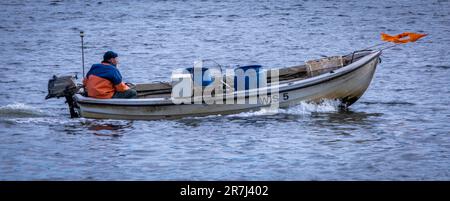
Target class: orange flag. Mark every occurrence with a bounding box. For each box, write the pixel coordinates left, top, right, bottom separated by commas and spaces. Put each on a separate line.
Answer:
381, 32, 427, 44
407, 32, 428, 42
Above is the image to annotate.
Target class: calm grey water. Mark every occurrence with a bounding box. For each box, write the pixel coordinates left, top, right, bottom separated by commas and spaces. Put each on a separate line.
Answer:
1, 0, 449, 180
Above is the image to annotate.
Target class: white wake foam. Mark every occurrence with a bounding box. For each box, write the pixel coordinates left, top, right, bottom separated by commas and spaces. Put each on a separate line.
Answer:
281, 99, 341, 115
228, 99, 341, 118
0, 103, 47, 118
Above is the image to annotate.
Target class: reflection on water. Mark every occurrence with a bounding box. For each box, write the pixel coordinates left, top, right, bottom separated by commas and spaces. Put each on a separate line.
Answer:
87, 122, 133, 137
58, 119, 133, 136
314, 110, 384, 126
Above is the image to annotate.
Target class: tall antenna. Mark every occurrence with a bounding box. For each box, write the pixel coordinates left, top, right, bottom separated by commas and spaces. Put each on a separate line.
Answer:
80, 31, 85, 78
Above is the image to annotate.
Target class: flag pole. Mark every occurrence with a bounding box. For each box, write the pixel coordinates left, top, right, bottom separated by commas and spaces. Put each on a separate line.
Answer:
361, 42, 389, 51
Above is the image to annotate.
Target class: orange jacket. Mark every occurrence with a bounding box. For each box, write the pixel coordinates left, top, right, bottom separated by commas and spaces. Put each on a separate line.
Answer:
83, 63, 129, 99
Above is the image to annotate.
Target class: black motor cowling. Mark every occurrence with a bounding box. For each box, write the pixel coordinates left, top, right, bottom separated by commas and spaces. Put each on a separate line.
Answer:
45, 75, 81, 118
45, 75, 79, 99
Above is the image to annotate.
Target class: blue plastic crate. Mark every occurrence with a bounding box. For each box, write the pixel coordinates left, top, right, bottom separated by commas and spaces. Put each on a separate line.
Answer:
234, 65, 263, 91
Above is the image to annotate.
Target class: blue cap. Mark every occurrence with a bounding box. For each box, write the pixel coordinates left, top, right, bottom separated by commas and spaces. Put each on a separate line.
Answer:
103, 51, 118, 61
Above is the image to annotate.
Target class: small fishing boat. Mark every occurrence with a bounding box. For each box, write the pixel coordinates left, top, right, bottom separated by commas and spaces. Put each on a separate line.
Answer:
46, 50, 381, 120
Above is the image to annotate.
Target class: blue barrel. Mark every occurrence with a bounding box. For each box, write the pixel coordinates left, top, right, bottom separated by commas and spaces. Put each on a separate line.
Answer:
234, 65, 263, 91
185, 67, 213, 86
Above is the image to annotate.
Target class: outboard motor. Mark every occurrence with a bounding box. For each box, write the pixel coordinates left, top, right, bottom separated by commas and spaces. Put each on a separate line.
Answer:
45, 75, 81, 118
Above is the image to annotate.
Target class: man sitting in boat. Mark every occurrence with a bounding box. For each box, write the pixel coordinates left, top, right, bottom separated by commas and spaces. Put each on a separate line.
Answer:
83, 51, 137, 99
